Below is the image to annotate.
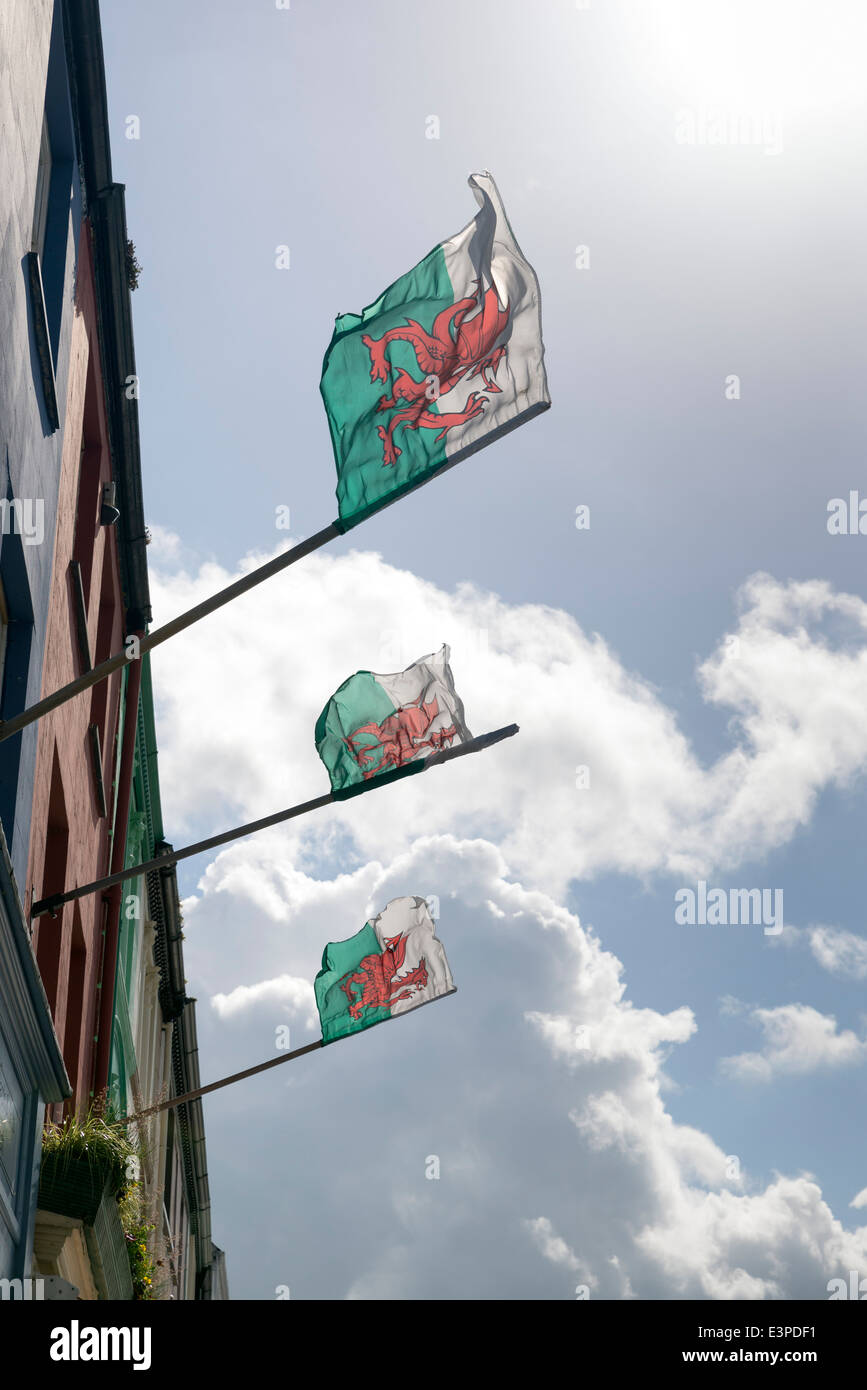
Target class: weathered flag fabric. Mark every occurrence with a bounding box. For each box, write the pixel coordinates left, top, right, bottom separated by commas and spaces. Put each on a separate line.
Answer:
315, 644, 471, 799
315, 896, 456, 1044
321, 171, 550, 531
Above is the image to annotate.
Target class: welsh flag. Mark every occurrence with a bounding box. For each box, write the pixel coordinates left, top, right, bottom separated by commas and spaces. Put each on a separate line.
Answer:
321, 171, 550, 532
315, 896, 456, 1044
315, 644, 470, 799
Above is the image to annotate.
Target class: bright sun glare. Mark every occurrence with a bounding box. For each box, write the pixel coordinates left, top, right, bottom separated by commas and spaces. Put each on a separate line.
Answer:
653, 0, 867, 114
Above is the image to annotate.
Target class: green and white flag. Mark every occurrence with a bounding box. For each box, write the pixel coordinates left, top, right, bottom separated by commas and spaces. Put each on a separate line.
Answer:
321, 171, 550, 531
315, 896, 456, 1045
315, 644, 470, 799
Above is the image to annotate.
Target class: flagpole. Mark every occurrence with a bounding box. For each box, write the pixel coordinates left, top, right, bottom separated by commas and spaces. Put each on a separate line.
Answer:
29, 723, 519, 919
127, 1039, 325, 1121
0, 396, 550, 745
31, 791, 335, 920
0, 524, 341, 745
126, 977, 459, 1121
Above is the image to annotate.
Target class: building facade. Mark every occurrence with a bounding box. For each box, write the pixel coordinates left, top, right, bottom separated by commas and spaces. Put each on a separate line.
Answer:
1, 0, 225, 1296
26, 214, 132, 1121
108, 658, 224, 1299
0, 0, 82, 1283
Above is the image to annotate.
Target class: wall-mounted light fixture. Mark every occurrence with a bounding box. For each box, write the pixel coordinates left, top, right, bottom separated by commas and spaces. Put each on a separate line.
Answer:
100, 481, 120, 527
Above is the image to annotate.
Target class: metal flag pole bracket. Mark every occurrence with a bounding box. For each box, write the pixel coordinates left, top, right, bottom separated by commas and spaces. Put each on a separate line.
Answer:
0, 524, 341, 745
29, 724, 519, 920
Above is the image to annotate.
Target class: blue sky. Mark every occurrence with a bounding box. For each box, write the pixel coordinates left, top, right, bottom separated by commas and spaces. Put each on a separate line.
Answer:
100, 0, 867, 1298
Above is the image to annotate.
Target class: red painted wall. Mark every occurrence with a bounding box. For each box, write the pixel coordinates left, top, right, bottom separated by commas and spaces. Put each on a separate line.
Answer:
27, 223, 128, 1117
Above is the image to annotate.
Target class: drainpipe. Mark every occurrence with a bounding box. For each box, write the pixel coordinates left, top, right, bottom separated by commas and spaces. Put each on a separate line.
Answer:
93, 644, 143, 1094
156, 1021, 172, 1247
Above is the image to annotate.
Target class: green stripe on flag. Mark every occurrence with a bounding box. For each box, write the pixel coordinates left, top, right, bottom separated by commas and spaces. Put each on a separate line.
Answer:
330, 759, 425, 802
315, 922, 390, 1044
315, 670, 397, 794
321, 245, 454, 530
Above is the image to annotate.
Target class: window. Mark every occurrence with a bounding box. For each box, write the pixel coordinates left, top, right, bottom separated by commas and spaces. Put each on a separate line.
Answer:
0, 1031, 24, 1203
0, 576, 8, 708
25, 4, 79, 433
72, 362, 105, 611
35, 750, 69, 1015
0, 531, 34, 853
63, 909, 87, 1101
31, 117, 53, 261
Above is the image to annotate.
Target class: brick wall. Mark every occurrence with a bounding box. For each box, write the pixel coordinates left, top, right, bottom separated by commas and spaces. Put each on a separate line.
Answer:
27, 226, 127, 1113
0, 0, 81, 888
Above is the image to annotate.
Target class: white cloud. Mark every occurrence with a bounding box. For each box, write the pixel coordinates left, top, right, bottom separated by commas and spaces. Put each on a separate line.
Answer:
524, 1217, 583, 1275
211, 973, 316, 1026
187, 833, 867, 1299
768, 923, 867, 982
719, 994, 749, 1017
147, 543, 867, 899
720, 1004, 867, 1082
147, 540, 867, 1298
850, 1188, 867, 1210
808, 926, 867, 980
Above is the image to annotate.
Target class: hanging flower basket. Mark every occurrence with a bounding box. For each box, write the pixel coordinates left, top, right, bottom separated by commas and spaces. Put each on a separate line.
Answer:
38, 1151, 116, 1226
37, 1106, 137, 1225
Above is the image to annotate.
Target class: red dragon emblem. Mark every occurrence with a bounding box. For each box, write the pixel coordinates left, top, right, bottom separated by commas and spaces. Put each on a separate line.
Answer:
344, 694, 457, 780
361, 279, 509, 466
339, 931, 429, 1020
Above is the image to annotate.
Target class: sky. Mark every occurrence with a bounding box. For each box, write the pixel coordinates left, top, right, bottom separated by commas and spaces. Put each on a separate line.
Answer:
99, 0, 867, 1299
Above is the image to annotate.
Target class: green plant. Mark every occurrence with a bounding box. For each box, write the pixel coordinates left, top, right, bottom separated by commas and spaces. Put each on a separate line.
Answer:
125, 239, 142, 290
41, 1100, 139, 1200
119, 1183, 157, 1299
